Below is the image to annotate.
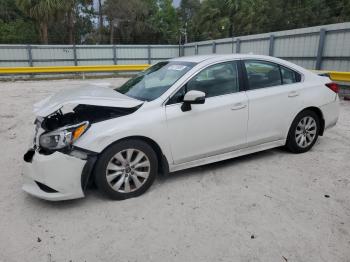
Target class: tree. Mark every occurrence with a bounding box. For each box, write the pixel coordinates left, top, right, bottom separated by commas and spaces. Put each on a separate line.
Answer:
59, 0, 93, 44
332, 0, 350, 23
104, 0, 159, 44
0, 0, 23, 21
178, 0, 200, 42
153, 0, 179, 44
192, 0, 230, 40
224, 0, 239, 37
98, 0, 103, 43
229, 0, 284, 35
0, 19, 38, 44
0, 0, 349, 45
16, 0, 63, 44
0, 0, 39, 43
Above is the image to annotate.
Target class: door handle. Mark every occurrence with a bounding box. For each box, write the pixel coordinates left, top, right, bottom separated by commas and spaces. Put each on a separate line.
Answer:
288, 91, 299, 97
231, 103, 247, 110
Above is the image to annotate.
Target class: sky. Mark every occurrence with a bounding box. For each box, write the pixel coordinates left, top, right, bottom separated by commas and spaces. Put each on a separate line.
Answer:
173, 0, 181, 7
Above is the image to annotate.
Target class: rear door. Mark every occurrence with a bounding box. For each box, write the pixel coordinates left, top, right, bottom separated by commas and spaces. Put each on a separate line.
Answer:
243, 60, 304, 146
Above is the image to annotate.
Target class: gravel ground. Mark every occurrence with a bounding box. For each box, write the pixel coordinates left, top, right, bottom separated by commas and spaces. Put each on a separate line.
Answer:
0, 78, 349, 262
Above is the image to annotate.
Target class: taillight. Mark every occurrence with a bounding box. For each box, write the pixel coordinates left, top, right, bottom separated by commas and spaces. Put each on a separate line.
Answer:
325, 82, 339, 93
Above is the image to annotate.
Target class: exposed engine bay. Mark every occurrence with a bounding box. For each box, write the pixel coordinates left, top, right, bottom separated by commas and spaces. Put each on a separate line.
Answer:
41, 104, 140, 131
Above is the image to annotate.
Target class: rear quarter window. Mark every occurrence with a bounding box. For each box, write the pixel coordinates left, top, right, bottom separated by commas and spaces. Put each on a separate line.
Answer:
280, 66, 301, 84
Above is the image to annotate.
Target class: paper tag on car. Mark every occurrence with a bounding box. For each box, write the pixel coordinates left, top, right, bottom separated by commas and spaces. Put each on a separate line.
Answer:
168, 65, 188, 71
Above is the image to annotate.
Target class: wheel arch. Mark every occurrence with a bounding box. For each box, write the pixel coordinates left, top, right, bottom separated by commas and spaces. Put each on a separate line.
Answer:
292, 107, 325, 136
98, 135, 170, 176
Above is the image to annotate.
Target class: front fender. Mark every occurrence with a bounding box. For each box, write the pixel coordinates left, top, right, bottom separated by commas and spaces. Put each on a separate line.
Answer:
73, 107, 173, 165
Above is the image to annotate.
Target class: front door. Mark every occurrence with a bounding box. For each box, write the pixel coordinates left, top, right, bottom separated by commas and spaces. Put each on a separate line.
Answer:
165, 61, 249, 164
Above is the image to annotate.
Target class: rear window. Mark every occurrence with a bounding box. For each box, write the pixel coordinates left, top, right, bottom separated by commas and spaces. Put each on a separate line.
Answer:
244, 60, 282, 89
244, 60, 301, 90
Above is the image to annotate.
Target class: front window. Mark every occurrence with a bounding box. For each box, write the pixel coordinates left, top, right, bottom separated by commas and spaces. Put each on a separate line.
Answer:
116, 61, 196, 101
168, 61, 240, 105
187, 61, 240, 97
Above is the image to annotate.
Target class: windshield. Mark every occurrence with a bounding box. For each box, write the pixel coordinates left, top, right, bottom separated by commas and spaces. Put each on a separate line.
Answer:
116, 61, 196, 101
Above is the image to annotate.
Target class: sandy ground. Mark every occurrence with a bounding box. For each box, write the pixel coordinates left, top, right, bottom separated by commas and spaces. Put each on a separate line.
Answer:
0, 78, 349, 262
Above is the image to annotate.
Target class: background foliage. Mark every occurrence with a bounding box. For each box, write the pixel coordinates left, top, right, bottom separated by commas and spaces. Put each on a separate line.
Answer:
0, 0, 349, 44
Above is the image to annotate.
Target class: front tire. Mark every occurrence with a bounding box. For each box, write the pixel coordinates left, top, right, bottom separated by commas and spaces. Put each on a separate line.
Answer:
286, 110, 320, 153
94, 139, 158, 200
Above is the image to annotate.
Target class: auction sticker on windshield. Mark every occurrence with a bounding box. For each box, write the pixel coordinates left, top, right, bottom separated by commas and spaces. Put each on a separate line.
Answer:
168, 65, 188, 71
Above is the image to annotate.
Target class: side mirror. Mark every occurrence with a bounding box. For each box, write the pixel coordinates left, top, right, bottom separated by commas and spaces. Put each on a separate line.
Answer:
181, 90, 205, 112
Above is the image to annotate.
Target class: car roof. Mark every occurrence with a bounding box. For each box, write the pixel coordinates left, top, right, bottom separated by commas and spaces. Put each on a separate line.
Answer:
170, 54, 310, 75
170, 54, 282, 64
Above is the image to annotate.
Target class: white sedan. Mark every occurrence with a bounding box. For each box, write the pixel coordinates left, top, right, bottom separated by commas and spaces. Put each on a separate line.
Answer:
23, 54, 339, 201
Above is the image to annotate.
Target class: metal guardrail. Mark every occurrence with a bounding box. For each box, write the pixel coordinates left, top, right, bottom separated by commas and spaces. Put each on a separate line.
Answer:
0, 44, 178, 68
0, 64, 150, 74
319, 71, 350, 82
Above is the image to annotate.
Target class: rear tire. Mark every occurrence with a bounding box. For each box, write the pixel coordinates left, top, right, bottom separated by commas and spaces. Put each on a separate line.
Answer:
94, 139, 158, 200
286, 110, 320, 153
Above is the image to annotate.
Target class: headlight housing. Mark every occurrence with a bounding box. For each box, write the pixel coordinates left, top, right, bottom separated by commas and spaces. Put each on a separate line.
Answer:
39, 121, 89, 150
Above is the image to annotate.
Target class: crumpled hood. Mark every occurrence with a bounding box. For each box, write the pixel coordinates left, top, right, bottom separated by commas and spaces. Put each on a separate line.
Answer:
34, 85, 143, 117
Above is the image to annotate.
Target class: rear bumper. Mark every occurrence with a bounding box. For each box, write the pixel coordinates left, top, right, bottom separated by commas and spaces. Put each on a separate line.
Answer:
22, 150, 87, 201
320, 98, 339, 130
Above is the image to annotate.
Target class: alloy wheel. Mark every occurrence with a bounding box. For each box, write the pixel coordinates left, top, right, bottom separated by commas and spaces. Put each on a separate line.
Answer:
105, 149, 151, 193
295, 116, 317, 148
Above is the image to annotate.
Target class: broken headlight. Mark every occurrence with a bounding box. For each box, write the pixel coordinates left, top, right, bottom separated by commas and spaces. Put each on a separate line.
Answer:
39, 121, 89, 150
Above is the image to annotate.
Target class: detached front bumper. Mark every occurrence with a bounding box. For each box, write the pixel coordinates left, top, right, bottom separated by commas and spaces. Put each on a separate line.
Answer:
22, 150, 89, 201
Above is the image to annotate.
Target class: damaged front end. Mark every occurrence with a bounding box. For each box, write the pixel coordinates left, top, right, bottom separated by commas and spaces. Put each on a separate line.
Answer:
23, 102, 141, 200
38, 104, 140, 153
27, 104, 140, 157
